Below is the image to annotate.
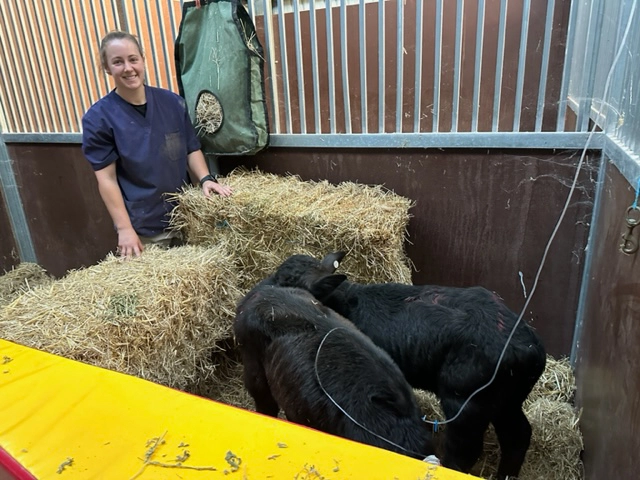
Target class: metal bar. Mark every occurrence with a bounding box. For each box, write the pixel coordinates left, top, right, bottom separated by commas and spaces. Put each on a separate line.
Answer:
0, 135, 37, 262
604, 132, 640, 187
578, 0, 605, 132
119, 0, 129, 31
535, 0, 556, 132
627, 19, 640, 152
0, 49, 22, 132
263, 2, 281, 133
42, 1, 81, 131
309, 0, 321, 133
2, 131, 603, 151
432, 0, 443, 132
395, 0, 404, 133
19, 1, 55, 132
413, 0, 424, 133
570, 151, 605, 366
292, 0, 307, 133
110, 0, 120, 30
154, 0, 174, 91
492, 0, 508, 132
133, 3, 160, 87
168, 0, 178, 45
606, 0, 632, 136
556, 0, 580, 132
359, 0, 368, 133
278, 0, 293, 133
471, 0, 485, 132
13, 1, 46, 131
97, 1, 114, 93
451, 0, 464, 133
263, 131, 603, 149
0, 7, 24, 132
341, 0, 352, 134
326, 0, 336, 133
78, 1, 104, 105
63, 0, 93, 116
1, 3, 37, 131
614, 12, 635, 144
513, 0, 531, 132
377, 0, 385, 132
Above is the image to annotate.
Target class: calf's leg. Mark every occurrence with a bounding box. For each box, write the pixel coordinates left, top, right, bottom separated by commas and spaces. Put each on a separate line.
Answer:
242, 354, 279, 417
492, 405, 532, 480
439, 396, 490, 473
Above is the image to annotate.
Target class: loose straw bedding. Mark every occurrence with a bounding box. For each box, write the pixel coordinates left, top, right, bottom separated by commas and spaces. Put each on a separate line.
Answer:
0, 262, 53, 308
0, 244, 242, 391
168, 168, 415, 290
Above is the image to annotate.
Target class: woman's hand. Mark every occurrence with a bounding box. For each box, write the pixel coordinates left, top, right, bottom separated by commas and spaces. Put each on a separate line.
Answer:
117, 226, 144, 257
202, 180, 233, 198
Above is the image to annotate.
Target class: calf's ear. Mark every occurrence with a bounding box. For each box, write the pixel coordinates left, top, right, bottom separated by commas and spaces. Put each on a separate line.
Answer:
310, 274, 347, 299
320, 251, 346, 272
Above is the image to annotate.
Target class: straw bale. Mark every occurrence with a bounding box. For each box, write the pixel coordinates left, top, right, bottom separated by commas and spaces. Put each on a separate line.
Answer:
0, 244, 242, 391
168, 168, 414, 290
0, 263, 53, 307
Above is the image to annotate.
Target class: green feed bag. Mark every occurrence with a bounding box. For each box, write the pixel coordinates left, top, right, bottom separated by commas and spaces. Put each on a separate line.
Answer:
175, 0, 269, 156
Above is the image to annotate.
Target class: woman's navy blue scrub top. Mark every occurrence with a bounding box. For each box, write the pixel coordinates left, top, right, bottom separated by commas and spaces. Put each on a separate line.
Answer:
82, 85, 201, 237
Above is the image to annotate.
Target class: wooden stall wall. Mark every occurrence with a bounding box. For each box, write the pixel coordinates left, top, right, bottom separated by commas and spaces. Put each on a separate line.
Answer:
0, 187, 19, 273
574, 160, 640, 480
1, 144, 592, 357
222, 148, 595, 358
5, 144, 116, 278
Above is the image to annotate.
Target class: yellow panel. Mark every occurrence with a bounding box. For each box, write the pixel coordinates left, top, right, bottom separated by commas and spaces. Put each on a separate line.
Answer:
0, 339, 480, 480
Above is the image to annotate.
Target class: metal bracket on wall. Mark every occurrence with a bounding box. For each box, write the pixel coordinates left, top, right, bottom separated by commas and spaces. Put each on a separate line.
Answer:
0, 134, 37, 264
620, 206, 640, 255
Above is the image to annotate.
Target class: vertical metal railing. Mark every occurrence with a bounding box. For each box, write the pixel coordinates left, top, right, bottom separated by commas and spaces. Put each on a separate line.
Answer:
451, 0, 464, 133
492, 0, 508, 132
0, 0, 635, 161
471, 0, 485, 132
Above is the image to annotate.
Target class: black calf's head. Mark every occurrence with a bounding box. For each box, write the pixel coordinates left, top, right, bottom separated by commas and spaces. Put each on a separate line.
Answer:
270, 251, 347, 300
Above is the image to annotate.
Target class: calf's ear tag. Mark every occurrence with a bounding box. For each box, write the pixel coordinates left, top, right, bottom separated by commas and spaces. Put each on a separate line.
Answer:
333, 260, 340, 269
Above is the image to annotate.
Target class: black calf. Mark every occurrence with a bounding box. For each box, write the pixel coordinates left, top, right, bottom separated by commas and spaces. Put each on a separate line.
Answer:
267, 252, 547, 480
233, 284, 434, 460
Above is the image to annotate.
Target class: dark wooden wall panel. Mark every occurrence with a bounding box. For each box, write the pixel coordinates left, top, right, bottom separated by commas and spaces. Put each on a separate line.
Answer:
222, 148, 595, 357
7, 144, 116, 278
575, 160, 640, 480
0, 186, 20, 273
3, 144, 591, 357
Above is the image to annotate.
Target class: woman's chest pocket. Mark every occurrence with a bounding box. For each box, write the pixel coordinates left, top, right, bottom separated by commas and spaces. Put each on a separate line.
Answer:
162, 131, 185, 163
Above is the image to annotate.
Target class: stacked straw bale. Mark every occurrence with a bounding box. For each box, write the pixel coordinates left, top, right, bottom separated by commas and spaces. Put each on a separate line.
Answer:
414, 355, 583, 480
0, 263, 53, 308
168, 168, 415, 290
0, 244, 242, 392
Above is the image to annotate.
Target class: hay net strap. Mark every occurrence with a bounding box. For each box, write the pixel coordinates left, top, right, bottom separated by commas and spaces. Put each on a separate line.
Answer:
175, 0, 269, 156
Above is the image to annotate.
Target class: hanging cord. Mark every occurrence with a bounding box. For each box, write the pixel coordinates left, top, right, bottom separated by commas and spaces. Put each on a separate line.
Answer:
314, 327, 431, 459
423, 0, 638, 429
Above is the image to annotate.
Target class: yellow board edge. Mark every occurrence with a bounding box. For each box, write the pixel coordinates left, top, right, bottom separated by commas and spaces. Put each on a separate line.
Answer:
0, 338, 480, 480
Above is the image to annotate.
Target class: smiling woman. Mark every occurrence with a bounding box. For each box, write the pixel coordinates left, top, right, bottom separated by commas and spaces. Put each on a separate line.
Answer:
81, 31, 233, 259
